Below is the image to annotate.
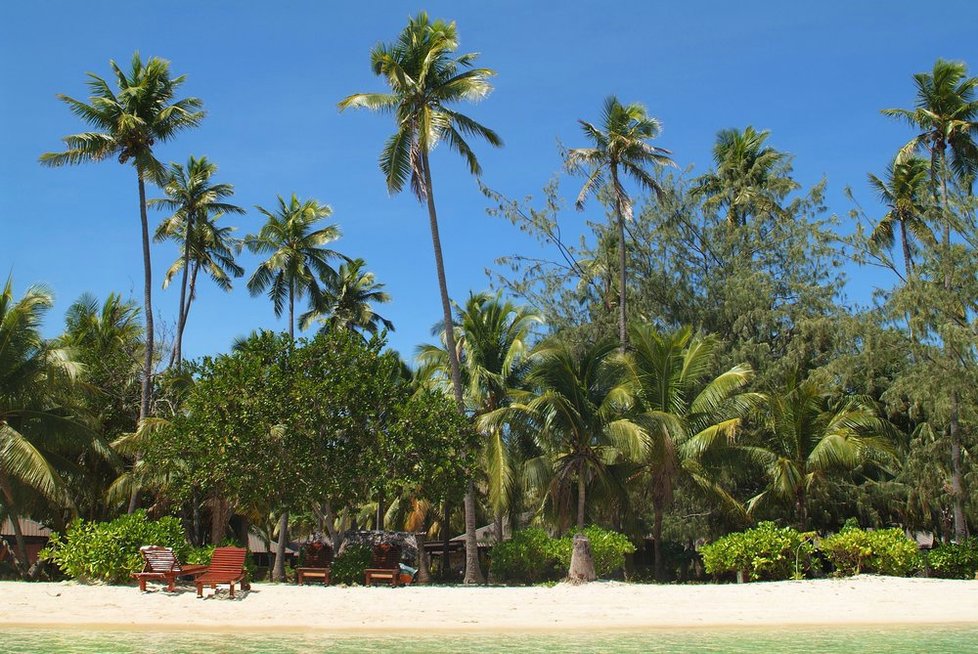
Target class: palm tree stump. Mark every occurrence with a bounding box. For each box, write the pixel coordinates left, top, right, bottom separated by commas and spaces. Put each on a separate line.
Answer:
567, 533, 596, 584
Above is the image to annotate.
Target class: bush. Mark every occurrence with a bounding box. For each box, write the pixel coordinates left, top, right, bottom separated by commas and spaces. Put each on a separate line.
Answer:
552, 526, 636, 578
820, 526, 921, 577
700, 522, 815, 582
331, 544, 372, 585
927, 539, 978, 579
490, 527, 635, 584
40, 511, 189, 584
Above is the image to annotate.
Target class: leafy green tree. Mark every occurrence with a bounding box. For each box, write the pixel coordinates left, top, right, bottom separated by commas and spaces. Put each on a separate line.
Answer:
865, 156, 934, 277
246, 195, 343, 339
340, 12, 502, 584
567, 96, 675, 346
152, 156, 244, 367
691, 126, 799, 227
300, 258, 393, 337
40, 53, 204, 430
626, 325, 760, 580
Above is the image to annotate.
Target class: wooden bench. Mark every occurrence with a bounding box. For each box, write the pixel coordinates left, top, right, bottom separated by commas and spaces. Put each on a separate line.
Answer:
132, 545, 208, 592
364, 543, 404, 587
296, 540, 333, 586
195, 547, 248, 599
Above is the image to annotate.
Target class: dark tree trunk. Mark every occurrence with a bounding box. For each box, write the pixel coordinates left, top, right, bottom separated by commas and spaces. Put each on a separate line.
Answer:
576, 472, 586, 532
272, 511, 289, 582
567, 533, 596, 583
420, 149, 484, 584
899, 218, 914, 277
442, 500, 451, 581
652, 504, 664, 582
0, 475, 29, 577
210, 495, 228, 545
611, 166, 628, 348
415, 531, 431, 585
172, 212, 194, 369
493, 513, 504, 544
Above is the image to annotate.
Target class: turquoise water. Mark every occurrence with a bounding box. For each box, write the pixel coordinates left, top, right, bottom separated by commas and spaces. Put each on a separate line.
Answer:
2, 626, 977, 653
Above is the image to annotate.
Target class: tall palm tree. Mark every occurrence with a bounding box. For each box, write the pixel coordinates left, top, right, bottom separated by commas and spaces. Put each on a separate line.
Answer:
884, 59, 978, 540
419, 292, 541, 540
40, 53, 204, 432
339, 12, 502, 584
626, 325, 760, 580
299, 258, 394, 337
151, 156, 245, 367
743, 378, 894, 530
567, 96, 675, 346
691, 126, 799, 226
0, 279, 85, 573
866, 156, 933, 276
245, 194, 343, 340
512, 338, 647, 532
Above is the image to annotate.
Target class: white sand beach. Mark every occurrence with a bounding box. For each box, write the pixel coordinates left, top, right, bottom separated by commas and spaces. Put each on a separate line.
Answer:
1, 576, 976, 633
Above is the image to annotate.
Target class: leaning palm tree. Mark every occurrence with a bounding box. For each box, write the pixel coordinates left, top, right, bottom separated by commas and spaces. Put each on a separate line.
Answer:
866, 156, 934, 276
299, 258, 394, 337
339, 12, 502, 584
691, 126, 799, 227
567, 96, 675, 346
626, 324, 760, 580
151, 156, 245, 368
40, 52, 204, 428
245, 195, 343, 340
883, 59, 978, 541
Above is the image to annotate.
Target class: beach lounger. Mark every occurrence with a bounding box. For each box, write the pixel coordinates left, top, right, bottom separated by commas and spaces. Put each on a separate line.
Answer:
195, 546, 248, 598
296, 540, 333, 585
132, 545, 208, 592
364, 542, 406, 586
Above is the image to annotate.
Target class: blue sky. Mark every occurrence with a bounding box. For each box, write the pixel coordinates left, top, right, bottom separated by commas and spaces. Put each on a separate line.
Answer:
2, 1, 977, 363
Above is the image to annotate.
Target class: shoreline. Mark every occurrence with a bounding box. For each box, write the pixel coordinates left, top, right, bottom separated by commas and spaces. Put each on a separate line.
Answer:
2, 576, 976, 633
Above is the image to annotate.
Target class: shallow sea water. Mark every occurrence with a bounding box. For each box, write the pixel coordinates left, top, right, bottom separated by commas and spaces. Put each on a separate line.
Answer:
2, 625, 978, 654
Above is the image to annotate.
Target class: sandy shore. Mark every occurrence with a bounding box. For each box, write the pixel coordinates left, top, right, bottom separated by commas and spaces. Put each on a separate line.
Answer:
1, 577, 976, 633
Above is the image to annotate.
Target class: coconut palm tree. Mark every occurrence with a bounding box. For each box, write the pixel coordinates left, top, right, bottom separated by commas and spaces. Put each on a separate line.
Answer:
866, 156, 934, 276
884, 59, 978, 541
299, 258, 393, 337
567, 96, 675, 346
743, 378, 894, 530
691, 126, 799, 227
245, 195, 343, 340
626, 325, 760, 580
40, 52, 204, 430
419, 292, 541, 540
0, 279, 87, 574
339, 12, 502, 584
151, 156, 244, 368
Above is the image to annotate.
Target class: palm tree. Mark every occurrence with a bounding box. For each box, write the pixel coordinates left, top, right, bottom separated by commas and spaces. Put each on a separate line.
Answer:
691, 126, 799, 226
513, 338, 647, 532
626, 325, 760, 580
884, 59, 978, 541
299, 258, 394, 337
567, 96, 675, 346
339, 12, 502, 584
866, 156, 934, 276
419, 292, 541, 541
743, 378, 894, 530
151, 156, 245, 368
0, 279, 85, 573
245, 195, 343, 340
40, 52, 204, 431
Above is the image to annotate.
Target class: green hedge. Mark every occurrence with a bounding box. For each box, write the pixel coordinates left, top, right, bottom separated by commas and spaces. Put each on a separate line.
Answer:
927, 538, 978, 579
330, 544, 372, 585
820, 526, 921, 577
700, 522, 814, 581
40, 511, 190, 584
489, 527, 635, 585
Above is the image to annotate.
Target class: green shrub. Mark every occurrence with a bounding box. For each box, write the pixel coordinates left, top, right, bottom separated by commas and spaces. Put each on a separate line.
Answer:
927, 539, 978, 579
489, 528, 561, 584
330, 544, 372, 585
820, 526, 921, 577
700, 522, 815, 581
552, 526, 636, 578
40, 511, 189, 584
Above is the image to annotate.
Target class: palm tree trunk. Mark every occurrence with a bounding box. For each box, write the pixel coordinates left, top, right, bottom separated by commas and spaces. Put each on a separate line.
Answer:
610, 167, 628, 348
288, 285, 295, 341
576, 472, 586, 532
442, 500, 451, 581
420, 149, 484, 584
129, 173, 155, 514
0, 475, 29, 577
273, 511, 288, 582
899, 218, 913, 277
172, 214, 194, 369
652, 504, 664, 582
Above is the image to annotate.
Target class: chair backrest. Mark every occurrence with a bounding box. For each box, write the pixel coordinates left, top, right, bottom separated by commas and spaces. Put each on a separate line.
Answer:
140, 545, 179, 573
208, 546, 247, 575
371, 543, 401, 570
300, 541, 333, 568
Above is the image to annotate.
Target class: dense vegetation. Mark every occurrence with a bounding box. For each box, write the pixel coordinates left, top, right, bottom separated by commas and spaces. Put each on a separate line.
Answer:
2, 14, 976, 585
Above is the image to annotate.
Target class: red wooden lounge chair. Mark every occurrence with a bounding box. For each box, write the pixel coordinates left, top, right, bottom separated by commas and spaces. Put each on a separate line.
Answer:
195, 546, 248, 598
296, 540, 333, 586
364, 542, 408, 586
132, 545, 208, 592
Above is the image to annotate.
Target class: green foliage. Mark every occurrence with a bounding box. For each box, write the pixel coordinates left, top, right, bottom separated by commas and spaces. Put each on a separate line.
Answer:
927, 539, 978, 579
820, 526, 921, 577
700, 522, 815, 581
490, 527, 635, 584
40, 511, 189, 583
330, 544, 372, 585
552, 526, 636, 578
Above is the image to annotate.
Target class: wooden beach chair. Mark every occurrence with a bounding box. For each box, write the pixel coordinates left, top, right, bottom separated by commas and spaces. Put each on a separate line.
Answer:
195, 546, 248, 598
296, 540, 333, 585
132, 545, 208, 592
364, 542, 405, 586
